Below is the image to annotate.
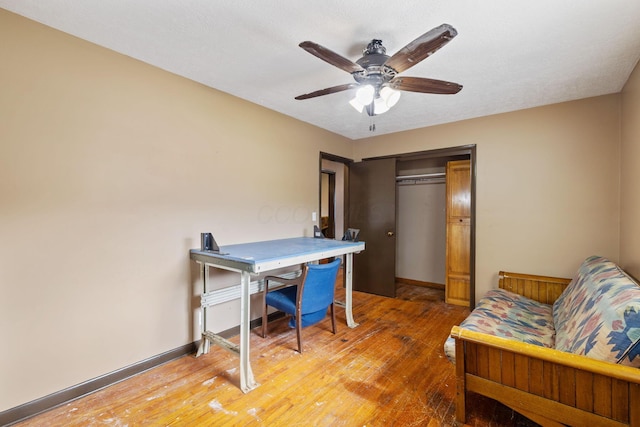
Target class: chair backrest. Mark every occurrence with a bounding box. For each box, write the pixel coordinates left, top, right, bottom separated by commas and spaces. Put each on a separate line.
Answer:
300, 258, 341, 314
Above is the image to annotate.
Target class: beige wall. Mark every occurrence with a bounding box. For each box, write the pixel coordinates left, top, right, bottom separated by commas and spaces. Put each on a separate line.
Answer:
354, 95, 622, 298
620, 60, 640, 278
0, 10, 351, 411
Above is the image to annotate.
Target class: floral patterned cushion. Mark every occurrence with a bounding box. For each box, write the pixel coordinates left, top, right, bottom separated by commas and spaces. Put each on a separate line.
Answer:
553, 255, 640, 366
444, 288, 555, 362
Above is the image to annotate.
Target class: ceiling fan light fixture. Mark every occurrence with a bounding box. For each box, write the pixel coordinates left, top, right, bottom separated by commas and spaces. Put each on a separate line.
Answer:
380, 86, 401, 108
349, 97, 365, 113
355, 85, 375, 105
350, 85, 400, 115
373, 96, 390, 115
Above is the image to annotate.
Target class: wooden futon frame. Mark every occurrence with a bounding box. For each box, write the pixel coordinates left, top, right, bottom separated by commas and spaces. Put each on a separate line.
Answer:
450, 271, 640, 427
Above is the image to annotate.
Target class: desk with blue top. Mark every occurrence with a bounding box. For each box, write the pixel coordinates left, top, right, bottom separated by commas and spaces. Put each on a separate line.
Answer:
189, 237, 365, 392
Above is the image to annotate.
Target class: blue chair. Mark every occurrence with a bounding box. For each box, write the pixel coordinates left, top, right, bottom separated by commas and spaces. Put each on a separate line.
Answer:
261, 258, 341, 353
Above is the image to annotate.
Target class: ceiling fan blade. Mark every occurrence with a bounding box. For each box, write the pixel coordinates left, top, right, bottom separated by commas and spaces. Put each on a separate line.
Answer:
299, 41, 365, 74
384, 24, 458, 74
389, 76, 462, 94
295, 83, 359, 100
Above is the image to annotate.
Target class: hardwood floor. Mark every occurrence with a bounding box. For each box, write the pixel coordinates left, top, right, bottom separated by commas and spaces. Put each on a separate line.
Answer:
15, 279, 539, 426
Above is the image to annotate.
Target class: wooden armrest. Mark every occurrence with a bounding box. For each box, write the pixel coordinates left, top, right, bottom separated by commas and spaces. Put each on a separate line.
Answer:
263, 275, 303, 291
264, 275, 299, 283
450, 326, 640, 383
498, 271, 572, 304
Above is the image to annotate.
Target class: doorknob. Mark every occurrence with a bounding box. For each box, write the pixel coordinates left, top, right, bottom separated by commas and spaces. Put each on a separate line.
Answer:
387, 231, 395, 237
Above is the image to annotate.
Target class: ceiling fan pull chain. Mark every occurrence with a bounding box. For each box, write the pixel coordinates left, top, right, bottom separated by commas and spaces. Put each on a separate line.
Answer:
369, 117, 376, 132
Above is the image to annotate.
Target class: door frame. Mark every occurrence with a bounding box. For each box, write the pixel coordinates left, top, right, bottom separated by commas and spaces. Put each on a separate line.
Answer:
320, 170, 336, 238
319, 145, 476, 308
362, 144, 477, 308
319, 152, 353, 241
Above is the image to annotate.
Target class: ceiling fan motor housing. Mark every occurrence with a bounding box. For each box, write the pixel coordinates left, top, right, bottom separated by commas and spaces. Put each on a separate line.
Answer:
354, 40, 396, 88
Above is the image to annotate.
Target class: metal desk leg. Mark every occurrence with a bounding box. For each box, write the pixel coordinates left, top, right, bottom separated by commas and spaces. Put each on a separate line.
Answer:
196, 264, 211, 357
345, 253, 359, 328
239, 270, 258, 393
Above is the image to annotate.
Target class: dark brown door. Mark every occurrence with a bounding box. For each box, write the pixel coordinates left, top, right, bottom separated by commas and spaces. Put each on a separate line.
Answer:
348, 158, 396, 297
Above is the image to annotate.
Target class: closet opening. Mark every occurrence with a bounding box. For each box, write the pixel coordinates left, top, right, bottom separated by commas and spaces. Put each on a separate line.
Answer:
361, 145, 476, 308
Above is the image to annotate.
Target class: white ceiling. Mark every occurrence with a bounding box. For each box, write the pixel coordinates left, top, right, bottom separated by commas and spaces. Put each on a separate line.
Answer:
2, 1, 640, 140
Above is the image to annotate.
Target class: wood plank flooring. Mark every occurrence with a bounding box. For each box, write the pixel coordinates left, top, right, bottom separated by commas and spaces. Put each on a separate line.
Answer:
14, 280, 538, 426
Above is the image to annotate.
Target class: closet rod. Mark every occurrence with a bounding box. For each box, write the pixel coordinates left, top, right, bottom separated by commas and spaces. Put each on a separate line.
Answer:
396, 172, 445, 181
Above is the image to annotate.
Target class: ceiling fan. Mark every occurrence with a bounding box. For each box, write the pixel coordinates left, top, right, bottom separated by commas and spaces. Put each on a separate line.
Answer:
295, 24, 463, 117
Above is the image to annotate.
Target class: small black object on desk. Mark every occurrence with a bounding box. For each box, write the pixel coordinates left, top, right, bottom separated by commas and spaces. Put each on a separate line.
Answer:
201, 232, 221, 252
342, 228, 360, 242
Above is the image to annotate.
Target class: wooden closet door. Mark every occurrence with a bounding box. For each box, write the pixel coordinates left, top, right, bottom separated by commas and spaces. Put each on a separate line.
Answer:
445, 160, 471, 306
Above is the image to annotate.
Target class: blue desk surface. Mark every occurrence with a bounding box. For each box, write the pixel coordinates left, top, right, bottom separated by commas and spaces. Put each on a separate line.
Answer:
190, 237, 365, 273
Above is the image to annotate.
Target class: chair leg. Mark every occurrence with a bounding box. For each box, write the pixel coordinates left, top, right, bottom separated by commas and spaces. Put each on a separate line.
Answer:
296, 311, 302, 353
262, 282, 268, 338
330, 303, 336, 334
262, 309, 268, 338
